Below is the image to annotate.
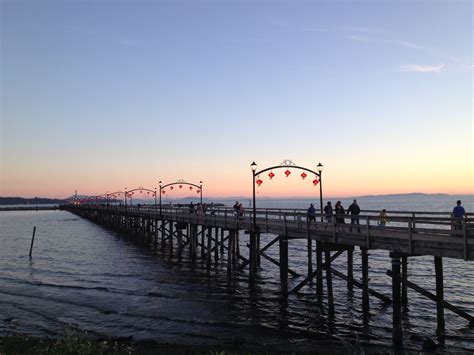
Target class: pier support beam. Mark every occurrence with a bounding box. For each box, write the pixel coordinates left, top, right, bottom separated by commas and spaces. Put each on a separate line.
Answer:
279, 235, 288, 298
435, 256, 445, 335
249, 230, 258, 286
169, 221, 174, 257
214, 228, 219, 265
402, 256, 408, 308
206, 227, 212, 271
361, 248, 370, 317
307, 224, 313, 278
391, 253, 403, 348
227, 230, 236, 277
316, 241, 324, 299
325, 250, 334, 316
347, 249, 353, 291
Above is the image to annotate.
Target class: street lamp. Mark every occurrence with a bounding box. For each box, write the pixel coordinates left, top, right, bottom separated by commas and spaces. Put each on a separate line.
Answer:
199, 181, 203, 205
158, 181, 162, 216
317, 163, 324, 221
154, 187, 157, 206
124, 188, 127, 207
251, 161, 257, 231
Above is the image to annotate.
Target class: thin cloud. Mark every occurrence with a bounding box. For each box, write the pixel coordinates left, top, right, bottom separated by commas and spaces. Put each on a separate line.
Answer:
346, 35, 422, 49
400, 64, 445, 73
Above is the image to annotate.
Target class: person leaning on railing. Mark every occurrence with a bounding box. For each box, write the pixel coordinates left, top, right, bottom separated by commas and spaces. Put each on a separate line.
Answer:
378, 209, 389, 229
452, 200, 467, 231
307, 203, 316, 224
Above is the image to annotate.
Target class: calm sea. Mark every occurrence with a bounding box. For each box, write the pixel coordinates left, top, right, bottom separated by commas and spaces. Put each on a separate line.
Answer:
1, 195, 473, 352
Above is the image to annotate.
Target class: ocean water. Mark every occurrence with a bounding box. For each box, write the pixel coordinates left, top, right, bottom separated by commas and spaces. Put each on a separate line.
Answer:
0, 195, 473, 352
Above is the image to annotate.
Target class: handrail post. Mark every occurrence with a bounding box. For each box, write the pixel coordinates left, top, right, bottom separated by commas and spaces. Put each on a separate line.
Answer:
408, 218, 413, 255
463, 219, 468, 261
366, 216, 371, 249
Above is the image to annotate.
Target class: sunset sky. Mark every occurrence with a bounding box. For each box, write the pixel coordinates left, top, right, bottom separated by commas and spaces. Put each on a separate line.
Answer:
1, 0, 472, 199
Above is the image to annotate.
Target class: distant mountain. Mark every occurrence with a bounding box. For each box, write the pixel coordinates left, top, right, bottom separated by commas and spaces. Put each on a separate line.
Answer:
0, 197, 67, 205
356, 193, 450, 198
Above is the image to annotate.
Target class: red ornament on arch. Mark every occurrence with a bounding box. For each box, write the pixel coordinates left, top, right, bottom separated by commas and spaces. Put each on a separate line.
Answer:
284, 169, 291, 177
189, 186, 193, 190
256, 179, 263, 186
268, 171, 275, 179
313, 179, 319, 186
301, 172, 307, 179
179, 185, 183, 189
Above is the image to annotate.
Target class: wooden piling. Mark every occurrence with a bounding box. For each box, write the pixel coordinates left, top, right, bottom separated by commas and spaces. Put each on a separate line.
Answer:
361, 248, 370, 316
227, 230, 235, 277
214, 228, 219, 265
402, 256, 408, 308
316, 241, 324, 298
435, 256, 445, 334
169, 221, 174, 257
325, 249, 335, 316
201, 227, 205, 260
391, 253, 403, 347
249, 230, 257, 284
177, 228, 183, 259
28, 226, 36, 258
220, 228, 224, 254
207, 227, 212, 271
307, 222, 313, 278
347, 248, 353, 291
279, 235, 288, 298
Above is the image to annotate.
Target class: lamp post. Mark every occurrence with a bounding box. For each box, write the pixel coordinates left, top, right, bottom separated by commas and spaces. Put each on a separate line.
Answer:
154, 187, 157, 205
124, 188, 127, 207
159, 181, 162, 216
251, 162, 257, 231
199, 181, 203, 205
317, 163, 324, 221
250, 161, 258, 282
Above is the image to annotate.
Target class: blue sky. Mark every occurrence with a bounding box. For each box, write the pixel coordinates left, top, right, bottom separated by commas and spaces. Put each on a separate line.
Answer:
1, 0, 472, 198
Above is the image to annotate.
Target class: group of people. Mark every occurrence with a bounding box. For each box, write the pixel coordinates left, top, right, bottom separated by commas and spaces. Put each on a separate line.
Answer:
307, 199, 365, 230
188, 202, 215, 214
307, 199, 468, 231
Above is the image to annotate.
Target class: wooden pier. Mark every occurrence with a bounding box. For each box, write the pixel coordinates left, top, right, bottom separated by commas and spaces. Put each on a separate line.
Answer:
62, 204, 474, 348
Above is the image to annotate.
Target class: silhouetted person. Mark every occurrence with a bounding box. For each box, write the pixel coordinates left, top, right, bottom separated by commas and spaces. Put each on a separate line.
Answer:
347, 199, 361, 232
324, 202, 333, 225
378, 209, 389, 229
307, 203, 316, 223
452, 200, 467, 231
335, 201, 345, 224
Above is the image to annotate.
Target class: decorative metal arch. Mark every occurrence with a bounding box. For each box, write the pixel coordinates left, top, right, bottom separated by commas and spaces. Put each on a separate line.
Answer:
250, 159, 324, 229
160, 179, 202, 190
158, 179, 203, 214
254, 159, 321, 182
124, 187, 158, 205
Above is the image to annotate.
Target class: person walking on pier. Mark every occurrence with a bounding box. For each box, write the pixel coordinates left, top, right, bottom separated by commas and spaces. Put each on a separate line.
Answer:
335, 201, 346, 232
347, 199, 361, 232
324, 202, 333, 227
307, 203, 316, 224
238, 203, 245, 218
378, 209, 389, 229
452, 200, 467, 230
233, 201, 240, 217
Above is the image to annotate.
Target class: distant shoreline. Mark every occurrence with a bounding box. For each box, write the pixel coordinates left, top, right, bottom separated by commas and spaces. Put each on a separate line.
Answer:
0, 206, 59, 211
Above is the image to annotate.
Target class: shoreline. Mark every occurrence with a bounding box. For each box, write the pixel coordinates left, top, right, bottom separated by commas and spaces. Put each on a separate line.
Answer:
0, 333, 403, 354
